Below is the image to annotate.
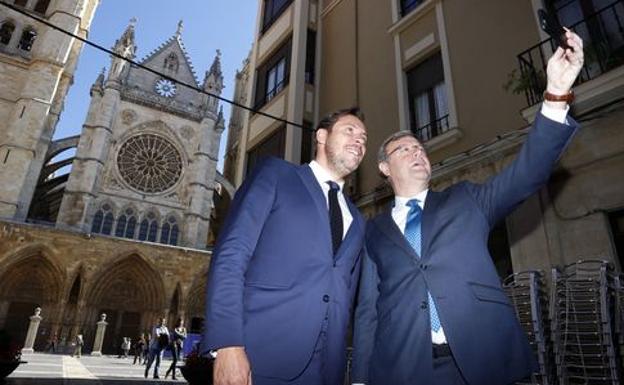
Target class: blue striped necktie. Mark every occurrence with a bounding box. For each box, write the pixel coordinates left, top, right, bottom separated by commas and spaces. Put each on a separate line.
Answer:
405, 199, 442, 332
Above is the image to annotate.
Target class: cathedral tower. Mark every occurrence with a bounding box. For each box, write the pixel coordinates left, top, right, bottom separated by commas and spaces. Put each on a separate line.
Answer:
0, 0, 100, 219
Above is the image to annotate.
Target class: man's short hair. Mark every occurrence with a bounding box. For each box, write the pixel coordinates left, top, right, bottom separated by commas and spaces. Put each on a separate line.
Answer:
316, 107, 364, 133
377, 130, 420, 163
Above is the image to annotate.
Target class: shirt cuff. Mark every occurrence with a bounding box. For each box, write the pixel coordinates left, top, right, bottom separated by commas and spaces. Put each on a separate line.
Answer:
540, 103, 569, 124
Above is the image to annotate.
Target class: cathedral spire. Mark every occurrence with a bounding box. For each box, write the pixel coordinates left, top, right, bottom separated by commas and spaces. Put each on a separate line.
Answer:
90, 68, 106, 96
203, 50, 224, 95
176, 20, 183, 39
113, 18, 137, 59
108, 18, 138, 84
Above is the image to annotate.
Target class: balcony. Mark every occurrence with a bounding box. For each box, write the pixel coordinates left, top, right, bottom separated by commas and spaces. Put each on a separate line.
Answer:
515, 0, 624, 108
412, 113, 449, 142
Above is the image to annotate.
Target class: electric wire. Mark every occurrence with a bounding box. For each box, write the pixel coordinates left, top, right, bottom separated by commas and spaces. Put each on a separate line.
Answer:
0, 0, 305, 129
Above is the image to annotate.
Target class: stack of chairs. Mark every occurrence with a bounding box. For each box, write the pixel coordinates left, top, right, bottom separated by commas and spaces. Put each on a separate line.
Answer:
550, 260, 621, 385
504, 270, 554, 385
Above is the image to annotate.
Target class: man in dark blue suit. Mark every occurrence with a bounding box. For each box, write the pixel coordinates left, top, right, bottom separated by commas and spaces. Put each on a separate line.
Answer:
204, 108, 368, 385
352, 31, 584, 385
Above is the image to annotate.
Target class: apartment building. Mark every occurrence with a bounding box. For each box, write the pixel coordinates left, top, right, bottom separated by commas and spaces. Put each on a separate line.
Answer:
226, 0, 624, 276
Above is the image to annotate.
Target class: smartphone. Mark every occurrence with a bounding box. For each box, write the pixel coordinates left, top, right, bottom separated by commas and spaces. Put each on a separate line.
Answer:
537, 8, 571, 50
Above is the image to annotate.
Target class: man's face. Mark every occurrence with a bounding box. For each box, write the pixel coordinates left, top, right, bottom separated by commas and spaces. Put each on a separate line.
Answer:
379, 136, 431, 190
317, 115, 367, 178
159, 318, 166, 326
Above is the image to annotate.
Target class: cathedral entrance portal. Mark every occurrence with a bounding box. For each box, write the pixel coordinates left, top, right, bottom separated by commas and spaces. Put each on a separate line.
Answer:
85, 254, 165, 353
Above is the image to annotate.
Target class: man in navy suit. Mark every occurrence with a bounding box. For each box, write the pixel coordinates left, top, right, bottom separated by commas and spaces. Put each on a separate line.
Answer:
205, 108, 368, 385
352, 31, 584, 385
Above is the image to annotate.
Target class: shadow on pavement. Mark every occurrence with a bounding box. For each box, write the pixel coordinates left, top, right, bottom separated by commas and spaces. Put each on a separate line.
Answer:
5, 378, 184, 385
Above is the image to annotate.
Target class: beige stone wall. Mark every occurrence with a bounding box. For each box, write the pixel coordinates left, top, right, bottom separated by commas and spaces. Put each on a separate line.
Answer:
0, 220, 210, 353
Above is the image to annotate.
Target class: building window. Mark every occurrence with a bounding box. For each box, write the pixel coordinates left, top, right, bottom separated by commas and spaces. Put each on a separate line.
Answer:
246, 126, 285, 176
91, 203, 114, 235
262, 0, 293, 33
400, 0, 425, 17
13, 0, 28, 7
406, 52, 449, 142
0, 22, 15, 45
115, 208, 137, 239
33, 0, 50, 14
160, 216, 179, 245
254, 38, 291, 109
18, 29, 37, 51
164, 52, 179, 73
138, 212, 159, 242
305, 30, 316, 84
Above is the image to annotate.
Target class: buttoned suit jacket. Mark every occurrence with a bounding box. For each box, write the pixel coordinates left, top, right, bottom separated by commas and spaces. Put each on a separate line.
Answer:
352, 113, 578, 385
204, 157, 365, 383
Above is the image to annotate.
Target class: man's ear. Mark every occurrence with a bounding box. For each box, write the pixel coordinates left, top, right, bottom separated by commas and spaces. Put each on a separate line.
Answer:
316, 128, 327, 145
378, 161, 390, 178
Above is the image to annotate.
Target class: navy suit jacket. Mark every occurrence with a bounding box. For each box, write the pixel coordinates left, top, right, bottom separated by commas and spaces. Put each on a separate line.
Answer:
204, 157, 365, 382
352, 113, 578, 385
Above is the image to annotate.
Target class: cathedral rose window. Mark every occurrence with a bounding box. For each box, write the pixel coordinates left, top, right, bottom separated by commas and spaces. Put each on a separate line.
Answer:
116, 134, 182, 194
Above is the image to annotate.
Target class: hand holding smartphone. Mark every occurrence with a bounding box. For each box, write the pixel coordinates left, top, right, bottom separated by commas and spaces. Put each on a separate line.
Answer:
537, 8, 571, 50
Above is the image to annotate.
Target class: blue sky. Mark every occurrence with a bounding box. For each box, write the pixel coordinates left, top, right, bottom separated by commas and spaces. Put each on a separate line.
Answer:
53, 0, 258, 170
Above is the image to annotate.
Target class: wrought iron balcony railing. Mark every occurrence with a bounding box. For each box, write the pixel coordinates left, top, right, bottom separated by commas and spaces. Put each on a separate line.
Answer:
412, 113, 450, 143
516, 0, 624, 107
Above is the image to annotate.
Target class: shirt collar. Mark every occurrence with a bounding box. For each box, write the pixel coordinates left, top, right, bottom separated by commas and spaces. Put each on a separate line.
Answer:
309, 160, 345, 190
394, 189, 429, 210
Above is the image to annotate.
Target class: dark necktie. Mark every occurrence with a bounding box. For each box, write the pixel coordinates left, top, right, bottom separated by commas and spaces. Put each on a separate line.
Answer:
327, 181, 343, 255
405, 199, 442, 332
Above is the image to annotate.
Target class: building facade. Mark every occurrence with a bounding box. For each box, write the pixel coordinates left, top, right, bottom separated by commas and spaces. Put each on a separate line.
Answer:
0, 6, 224, 353
225, 0, 624, 276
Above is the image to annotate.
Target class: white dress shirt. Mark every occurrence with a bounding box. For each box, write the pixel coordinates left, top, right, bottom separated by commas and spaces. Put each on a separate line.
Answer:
309, 160, 353, 238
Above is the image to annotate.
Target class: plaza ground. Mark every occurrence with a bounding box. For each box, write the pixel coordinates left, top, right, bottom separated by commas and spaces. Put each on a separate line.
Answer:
6, 352, 186, 384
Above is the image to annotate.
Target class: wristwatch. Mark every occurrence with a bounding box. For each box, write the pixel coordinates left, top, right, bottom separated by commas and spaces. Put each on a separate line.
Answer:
543, 90, 574, 103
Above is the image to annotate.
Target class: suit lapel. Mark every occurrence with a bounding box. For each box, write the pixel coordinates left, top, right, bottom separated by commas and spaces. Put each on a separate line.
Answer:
296, 165, 333, 254
421, 190, 443, 259
334, 198, 364, 261
374, 210, 419, 259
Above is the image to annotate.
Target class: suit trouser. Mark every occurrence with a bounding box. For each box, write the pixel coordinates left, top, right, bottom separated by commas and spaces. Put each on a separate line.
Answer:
253, 316, 331, 385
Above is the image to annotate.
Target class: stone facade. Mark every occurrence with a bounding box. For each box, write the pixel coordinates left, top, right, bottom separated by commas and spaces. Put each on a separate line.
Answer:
0, 10, 224, 354
0, 220, 209, 354
0, 0, 100, 220
56, 21, 225, 249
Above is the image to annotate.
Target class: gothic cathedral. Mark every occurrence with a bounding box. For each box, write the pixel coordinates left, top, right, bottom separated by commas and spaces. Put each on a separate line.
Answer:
1, 1, 223, 354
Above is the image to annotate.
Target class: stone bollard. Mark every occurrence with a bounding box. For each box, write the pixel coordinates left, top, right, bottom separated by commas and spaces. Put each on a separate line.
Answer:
21, 307, 42, 354
90, 313, 108, 356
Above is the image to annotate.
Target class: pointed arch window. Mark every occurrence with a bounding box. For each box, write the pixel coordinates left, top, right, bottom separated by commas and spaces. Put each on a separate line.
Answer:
33, 0, 50, 14
115, 208, 137, 239
102, 212, 114, 235
126, 215, 137, 238
0, 22, 15, 45
91, 211, 103, 233
18, 29, 37, 51
115, 215, 127, 237
91, 203, 115, 235
164, 52, 180, 73
160, 216, 179, 245
138, 211, 159, 242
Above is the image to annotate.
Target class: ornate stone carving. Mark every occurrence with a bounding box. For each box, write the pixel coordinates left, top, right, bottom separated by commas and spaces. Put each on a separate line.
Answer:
180, 125, 194, 141
121, 109, 138, 125
116, 134, 183, 194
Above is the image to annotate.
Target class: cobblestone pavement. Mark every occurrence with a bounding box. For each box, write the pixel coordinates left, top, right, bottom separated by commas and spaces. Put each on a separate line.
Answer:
5, 352, 186, 385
